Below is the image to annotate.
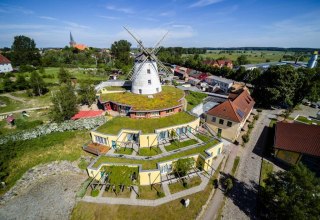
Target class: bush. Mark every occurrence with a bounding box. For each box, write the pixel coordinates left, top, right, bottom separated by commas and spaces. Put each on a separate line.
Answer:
257, 109, 262, 112
91, 189, 99, 197
254, 115, 259, 120
242, 134, 249, 143
248, 123, 254, 129
157, 191, 165, 198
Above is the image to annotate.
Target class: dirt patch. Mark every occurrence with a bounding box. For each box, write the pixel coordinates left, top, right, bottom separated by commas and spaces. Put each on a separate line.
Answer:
0, 173, 86, 220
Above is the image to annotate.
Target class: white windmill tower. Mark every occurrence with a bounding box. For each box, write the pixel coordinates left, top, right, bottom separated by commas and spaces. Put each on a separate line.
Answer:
124, 27, 172, 95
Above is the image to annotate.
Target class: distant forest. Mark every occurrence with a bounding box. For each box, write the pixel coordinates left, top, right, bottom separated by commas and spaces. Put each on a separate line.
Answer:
204, 47, 319, 52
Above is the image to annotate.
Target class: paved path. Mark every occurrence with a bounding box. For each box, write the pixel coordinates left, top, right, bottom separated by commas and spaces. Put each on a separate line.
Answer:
81, 154, 224, 207
0, 106, 50, 116
221, 110, 279, 220
162, 183, 171, 196
202, 142, 240, 220
0, 93, 26, 103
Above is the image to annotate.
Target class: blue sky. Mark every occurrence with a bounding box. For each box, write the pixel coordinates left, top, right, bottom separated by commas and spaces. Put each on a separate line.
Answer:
0, 0, 320, 48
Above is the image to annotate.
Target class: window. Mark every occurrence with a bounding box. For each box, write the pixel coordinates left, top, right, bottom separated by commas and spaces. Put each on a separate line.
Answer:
227, 121, 232, 127
139, 89, 142, 94
219, 119, 224, 125
151, 111, 159, 117
147, 69, 150, 74
136, 112, 145, 117
148, 80, 151, 85
211, 117, 216, 122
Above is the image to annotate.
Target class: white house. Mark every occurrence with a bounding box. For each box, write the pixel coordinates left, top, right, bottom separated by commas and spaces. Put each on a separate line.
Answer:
205, 75, 233, 93
0, 54, 13, 73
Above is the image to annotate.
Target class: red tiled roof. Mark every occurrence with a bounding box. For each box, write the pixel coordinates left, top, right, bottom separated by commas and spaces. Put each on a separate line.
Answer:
0, 54, 11, 65
71, 110, 104, 120
275, 121, 320, 157
207, 89, 255, 122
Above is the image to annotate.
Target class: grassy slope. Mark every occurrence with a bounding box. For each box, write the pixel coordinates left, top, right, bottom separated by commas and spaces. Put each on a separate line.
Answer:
96, 112, 196, 134
185, 91, 207, 111
0, 130, 90, 195
100, 86, 184, 111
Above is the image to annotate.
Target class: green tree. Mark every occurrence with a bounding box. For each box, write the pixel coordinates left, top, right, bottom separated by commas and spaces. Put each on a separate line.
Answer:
173, 158, 194, 177
3, 78, 15, 92
15, 74, 29, 90
29, 71, 47, 96
78, 80, 96, 105
58, 67, 71, 84
261, 163, 320, 219
11, 35, 41, 66
50, 84, 78, 122
236, 55, 250, 65
111, 40, 132, 67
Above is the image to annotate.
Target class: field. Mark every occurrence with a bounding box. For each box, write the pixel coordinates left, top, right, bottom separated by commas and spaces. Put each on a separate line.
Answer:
0, 130, 91, 195
96, 112, 196, 134
184, 50, 298, 64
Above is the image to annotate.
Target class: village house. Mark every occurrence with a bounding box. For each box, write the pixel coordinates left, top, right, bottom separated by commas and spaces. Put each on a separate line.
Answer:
205, 75, 234, 93
205, 89, 255, 141
203, 59, 233, 69
0, 54, 13, 73
274, 121, 320, 175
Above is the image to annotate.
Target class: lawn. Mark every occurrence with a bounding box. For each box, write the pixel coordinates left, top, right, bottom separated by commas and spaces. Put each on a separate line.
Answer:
96, 112, 196, 134
99, 86, 184, 111
102, 165, 139, 186
115, 147, 133, 155
138, 184, 164, 200
0, 96, 26, 113
71, 159, 224, 220
259, 160, 273, 187
185, 91, 207, 111
0, 116, 43, 135
187, 50, 296, 64
105, 86, 128, 91
164, 139, 198, 152
139, 147, 162, 156
231, 156, 240, 176
168, 176, 202, 194
295, 116, 320, 125
93, 139, 220, 170
196, 134, 213, 142
0, 130, 90, 196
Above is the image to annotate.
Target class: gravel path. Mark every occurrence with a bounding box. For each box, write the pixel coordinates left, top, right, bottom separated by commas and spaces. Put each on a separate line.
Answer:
0, 173, 86, 220
0, 93, 26, 103
221, 110, 279, 220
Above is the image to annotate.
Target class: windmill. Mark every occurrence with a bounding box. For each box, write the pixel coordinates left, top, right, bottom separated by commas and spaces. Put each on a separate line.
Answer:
124, 27, 172, 95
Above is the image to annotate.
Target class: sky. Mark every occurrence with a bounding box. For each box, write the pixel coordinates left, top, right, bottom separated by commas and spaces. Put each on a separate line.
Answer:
0, 0, 320, 48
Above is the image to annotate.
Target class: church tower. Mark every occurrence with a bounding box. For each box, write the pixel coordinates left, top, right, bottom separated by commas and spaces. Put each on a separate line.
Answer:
69, 32, 76, 47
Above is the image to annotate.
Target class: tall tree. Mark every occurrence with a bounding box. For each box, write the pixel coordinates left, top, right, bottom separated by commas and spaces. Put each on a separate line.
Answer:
111, 40, 132, 67
173, 158, 194, 177
58, 67, 71, 84
236, 55, 250, 65
50, 83, 78, 122
15, 74, 29, 90
261, 163, 320, 219
78, 80, 96, 105
11, 35, 41, 66
30, 71, 47, 96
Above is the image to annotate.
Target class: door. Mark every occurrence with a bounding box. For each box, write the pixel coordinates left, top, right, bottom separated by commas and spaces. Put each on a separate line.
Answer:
106, 103, 111, 110
217, 128, 222, 137
112, 141, 116, 149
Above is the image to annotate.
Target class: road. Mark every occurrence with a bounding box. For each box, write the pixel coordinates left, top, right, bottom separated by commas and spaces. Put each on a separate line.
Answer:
220, 110, 279, 219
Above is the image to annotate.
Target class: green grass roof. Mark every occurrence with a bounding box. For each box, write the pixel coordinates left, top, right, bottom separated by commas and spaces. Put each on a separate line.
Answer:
99, 86, 184, 111
93, 139, 220, 170
96, 112, 196, 134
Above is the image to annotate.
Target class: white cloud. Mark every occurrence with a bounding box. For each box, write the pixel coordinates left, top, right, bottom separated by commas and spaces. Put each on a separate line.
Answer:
189, 0, 224, 8
39, 16, 58, 21
106, 5, 134, 14
63, 21, 89, 29
97, 15, 120, 20
0, 3, 34, 15
160, 11, 176, 17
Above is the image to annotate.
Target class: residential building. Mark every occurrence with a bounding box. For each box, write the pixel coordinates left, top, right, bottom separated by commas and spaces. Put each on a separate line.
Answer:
0, 54, 13, 73
205, 89, 255, 141
203, 59, 233, 69
274, 122, 320, 175
205, 75, 234, 93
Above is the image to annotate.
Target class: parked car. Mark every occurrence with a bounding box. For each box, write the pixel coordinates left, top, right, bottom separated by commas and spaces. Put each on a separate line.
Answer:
310, 103, 318, 108
303, 101, 311, 106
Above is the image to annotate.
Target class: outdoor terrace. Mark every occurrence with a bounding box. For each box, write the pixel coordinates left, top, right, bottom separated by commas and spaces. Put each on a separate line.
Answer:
96, 112, 196, 134
99, 86, 184, 111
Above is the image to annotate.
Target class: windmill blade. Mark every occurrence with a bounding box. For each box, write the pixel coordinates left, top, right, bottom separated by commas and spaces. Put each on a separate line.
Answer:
126, 66, 135, 80
123, 26, 150, 54
151, 31, 169, 54
152, 55, 172, 77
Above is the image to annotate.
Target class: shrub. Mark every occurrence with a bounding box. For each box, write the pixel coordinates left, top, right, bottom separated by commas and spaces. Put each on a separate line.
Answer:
248, 123, 254, 129
257, 109, 262, 112
157, 191, 165, 198
254, 115, 259, 120
242, 134, 249, 143
91, 189, 100, 197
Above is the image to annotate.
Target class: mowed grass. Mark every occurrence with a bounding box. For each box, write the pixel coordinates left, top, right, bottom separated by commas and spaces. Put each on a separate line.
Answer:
139, 147, 162, 156
168, 176, 202, 194
93, 139, 220, 170
164, 139, 198, 152
260, 160, 273, 187
71, 160, 224, 220
0, 130, 90, 195
115, 147, 133, 155
99, 86, 184, 110
185, 91, 207, 111
186, 50, 296, 64
96, 112, 196, 134
138, 184, 164, 200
